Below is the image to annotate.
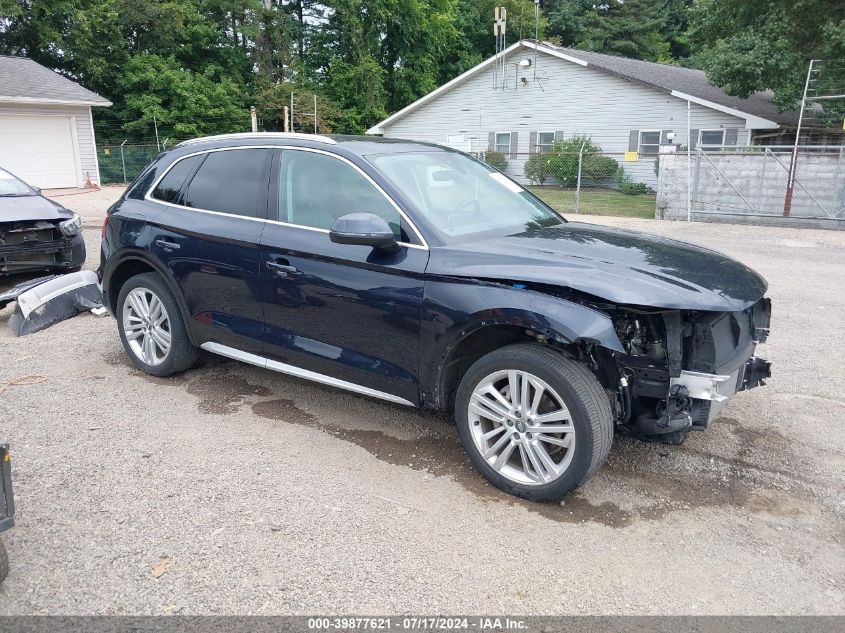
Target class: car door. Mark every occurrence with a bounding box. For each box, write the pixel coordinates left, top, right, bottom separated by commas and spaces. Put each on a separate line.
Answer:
146, 147, 272, 354
259, 148, 429, 405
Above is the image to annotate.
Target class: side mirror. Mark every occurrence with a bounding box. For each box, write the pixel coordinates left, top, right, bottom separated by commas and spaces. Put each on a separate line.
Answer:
330, 213, 400, 254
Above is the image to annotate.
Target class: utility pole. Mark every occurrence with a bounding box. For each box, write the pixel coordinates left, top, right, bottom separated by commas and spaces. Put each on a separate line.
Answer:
250, 106, 258, 133
153, 114, 160, 151
784, 60, 816, 217
283, 105, 290, 132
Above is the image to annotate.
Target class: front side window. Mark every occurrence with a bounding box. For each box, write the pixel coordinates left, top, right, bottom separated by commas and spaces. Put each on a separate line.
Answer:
151, 155, 201, 204
699, 130, 726, 149
368, 150, 562, 243
537, 132, 555, 153
278, 150, 404, 240
639, 131, 661, 156
182, 149, 270, 217
495, 132, 511, 154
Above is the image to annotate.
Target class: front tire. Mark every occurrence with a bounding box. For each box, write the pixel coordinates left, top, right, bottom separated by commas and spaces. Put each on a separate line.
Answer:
455, 344, 613, 501
116, 272, 197, 377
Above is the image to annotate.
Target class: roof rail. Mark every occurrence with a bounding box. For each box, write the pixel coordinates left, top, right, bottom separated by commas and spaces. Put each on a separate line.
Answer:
176, 132, 337, 147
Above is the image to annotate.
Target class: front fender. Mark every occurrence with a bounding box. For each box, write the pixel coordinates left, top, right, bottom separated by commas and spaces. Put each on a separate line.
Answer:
419, 278, 623, 404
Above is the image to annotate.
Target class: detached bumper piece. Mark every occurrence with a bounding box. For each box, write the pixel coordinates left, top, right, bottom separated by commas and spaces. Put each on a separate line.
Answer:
7, 270, 103, 336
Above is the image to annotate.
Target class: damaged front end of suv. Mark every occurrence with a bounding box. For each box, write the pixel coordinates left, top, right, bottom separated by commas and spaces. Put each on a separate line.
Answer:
604, 299, 771, 444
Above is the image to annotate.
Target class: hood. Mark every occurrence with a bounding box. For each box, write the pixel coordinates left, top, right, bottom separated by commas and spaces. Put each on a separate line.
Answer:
0, 194, 70, 222
428, 222, 767, 312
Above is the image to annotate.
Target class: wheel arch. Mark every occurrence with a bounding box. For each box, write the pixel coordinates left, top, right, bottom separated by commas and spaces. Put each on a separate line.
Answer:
104, 252, 198, 346
421, 283, 624, 412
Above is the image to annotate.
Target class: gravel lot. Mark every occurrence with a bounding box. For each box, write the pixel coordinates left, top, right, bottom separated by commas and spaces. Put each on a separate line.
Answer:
0, 185, 843, 615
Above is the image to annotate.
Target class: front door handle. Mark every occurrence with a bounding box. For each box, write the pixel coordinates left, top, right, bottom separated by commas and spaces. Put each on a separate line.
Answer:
155, 238, 180, 251
266, 259, 300, 277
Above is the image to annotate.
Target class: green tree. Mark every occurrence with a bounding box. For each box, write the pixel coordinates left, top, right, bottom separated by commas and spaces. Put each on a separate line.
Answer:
545, 0, 692, 63
689, 0, 845, 111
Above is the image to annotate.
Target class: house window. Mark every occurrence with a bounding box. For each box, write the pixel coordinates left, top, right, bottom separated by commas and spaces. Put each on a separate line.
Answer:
638, 131, 661, 156
495, 132, 511, 154
699, 129, 726, 149
537, 132, 556, 153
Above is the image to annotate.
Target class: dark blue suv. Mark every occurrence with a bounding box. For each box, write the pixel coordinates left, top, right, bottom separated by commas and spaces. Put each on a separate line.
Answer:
99, 133, 771, 500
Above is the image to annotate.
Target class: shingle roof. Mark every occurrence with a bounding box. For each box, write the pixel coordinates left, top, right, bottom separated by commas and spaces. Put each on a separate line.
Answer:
543, 42, 798, 126
0, 55, 111, 106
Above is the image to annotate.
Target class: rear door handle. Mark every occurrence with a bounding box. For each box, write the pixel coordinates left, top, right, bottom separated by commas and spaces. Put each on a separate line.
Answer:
266, 259, 300, 276
155, 238, 180, 251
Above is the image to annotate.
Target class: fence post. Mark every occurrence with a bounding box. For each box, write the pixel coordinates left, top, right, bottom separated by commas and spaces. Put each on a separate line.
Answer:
120, 139, 128, 185
575, 140, 586, 214
691, 148, 703, 217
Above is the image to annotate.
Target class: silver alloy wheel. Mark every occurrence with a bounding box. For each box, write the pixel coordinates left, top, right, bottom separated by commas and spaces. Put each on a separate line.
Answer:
122, 287, 172, 366
468, 369, 576, 486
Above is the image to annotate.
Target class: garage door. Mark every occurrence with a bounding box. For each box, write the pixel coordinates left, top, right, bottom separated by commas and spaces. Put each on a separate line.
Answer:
0, 115, 80, 189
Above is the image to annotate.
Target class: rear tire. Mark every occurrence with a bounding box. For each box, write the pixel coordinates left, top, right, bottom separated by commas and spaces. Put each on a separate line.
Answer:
117, 272, 197, 377
455, 344, 613, 501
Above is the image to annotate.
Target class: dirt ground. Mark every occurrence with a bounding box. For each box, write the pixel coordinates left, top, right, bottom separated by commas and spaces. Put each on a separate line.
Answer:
0, 185, 843, 615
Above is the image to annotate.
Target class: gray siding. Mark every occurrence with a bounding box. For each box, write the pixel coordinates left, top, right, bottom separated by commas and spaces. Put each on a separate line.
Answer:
0, 102, 101, 185
381, 48, 749, 166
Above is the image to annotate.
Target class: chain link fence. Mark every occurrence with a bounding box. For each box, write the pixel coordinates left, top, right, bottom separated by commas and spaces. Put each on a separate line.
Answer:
656, 146, 845, 228
477, 146, 845, 227
479, 150, 659, 219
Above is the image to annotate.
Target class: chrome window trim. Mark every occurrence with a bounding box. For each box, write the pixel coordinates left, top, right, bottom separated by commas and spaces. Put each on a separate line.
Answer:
201, 342, 416, 407
144, 144, 429, 249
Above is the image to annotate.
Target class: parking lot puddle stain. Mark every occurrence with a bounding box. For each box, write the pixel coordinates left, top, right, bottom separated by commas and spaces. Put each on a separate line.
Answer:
251, 397, 642, 526
252, 398, 315, 425
106, 350, 820, 527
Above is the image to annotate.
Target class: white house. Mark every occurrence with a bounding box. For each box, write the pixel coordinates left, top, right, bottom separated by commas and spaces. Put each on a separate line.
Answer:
367, 41, 801, 183
0, 55, 111, 189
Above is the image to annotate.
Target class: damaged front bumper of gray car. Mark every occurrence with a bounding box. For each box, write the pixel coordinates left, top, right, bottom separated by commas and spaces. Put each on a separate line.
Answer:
613, 297, 772, 443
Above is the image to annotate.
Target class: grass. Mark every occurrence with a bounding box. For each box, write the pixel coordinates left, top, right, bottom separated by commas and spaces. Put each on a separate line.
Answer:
530, 187, 656, 219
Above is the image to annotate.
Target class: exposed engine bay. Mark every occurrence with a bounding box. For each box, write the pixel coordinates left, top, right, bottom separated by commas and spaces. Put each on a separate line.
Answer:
605, 298, 772, 444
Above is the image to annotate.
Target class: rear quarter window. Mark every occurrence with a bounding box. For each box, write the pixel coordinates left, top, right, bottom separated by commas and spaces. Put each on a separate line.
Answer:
150, 155, 202, 204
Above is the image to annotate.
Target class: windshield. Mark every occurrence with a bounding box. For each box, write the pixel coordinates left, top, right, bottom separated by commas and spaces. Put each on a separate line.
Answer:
0, 168, 35, 196
366, 150, 563, 243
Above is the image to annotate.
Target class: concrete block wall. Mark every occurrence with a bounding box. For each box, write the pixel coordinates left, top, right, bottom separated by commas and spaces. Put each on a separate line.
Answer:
656, 151, 845, 228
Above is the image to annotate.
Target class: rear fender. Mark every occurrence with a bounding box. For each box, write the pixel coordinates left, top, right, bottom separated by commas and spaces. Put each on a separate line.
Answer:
102, 249, 199, 347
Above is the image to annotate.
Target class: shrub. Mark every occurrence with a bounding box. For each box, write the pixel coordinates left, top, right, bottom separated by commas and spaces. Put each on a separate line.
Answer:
482, 150, 508, 172
615, 167, 654, 195
546, 134, 602, 187
581, 155, 619, 182
524, 153, 552, 184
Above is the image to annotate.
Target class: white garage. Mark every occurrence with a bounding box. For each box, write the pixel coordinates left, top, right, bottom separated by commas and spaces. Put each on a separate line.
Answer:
0, 56, 111, 189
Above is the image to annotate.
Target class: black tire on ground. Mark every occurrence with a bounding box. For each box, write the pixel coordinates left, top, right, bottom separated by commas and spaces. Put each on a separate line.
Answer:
454, 343, 614, 501
116, 272, 197, 377
0, 539, 8, 584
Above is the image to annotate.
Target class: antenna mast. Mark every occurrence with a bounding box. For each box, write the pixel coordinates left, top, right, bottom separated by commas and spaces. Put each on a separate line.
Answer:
494, 6, 507, 90
533, 0, 540, 81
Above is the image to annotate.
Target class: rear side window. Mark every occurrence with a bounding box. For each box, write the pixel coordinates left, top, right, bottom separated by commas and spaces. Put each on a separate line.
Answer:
182, 149, 270, 218
150, 155, 201, 203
